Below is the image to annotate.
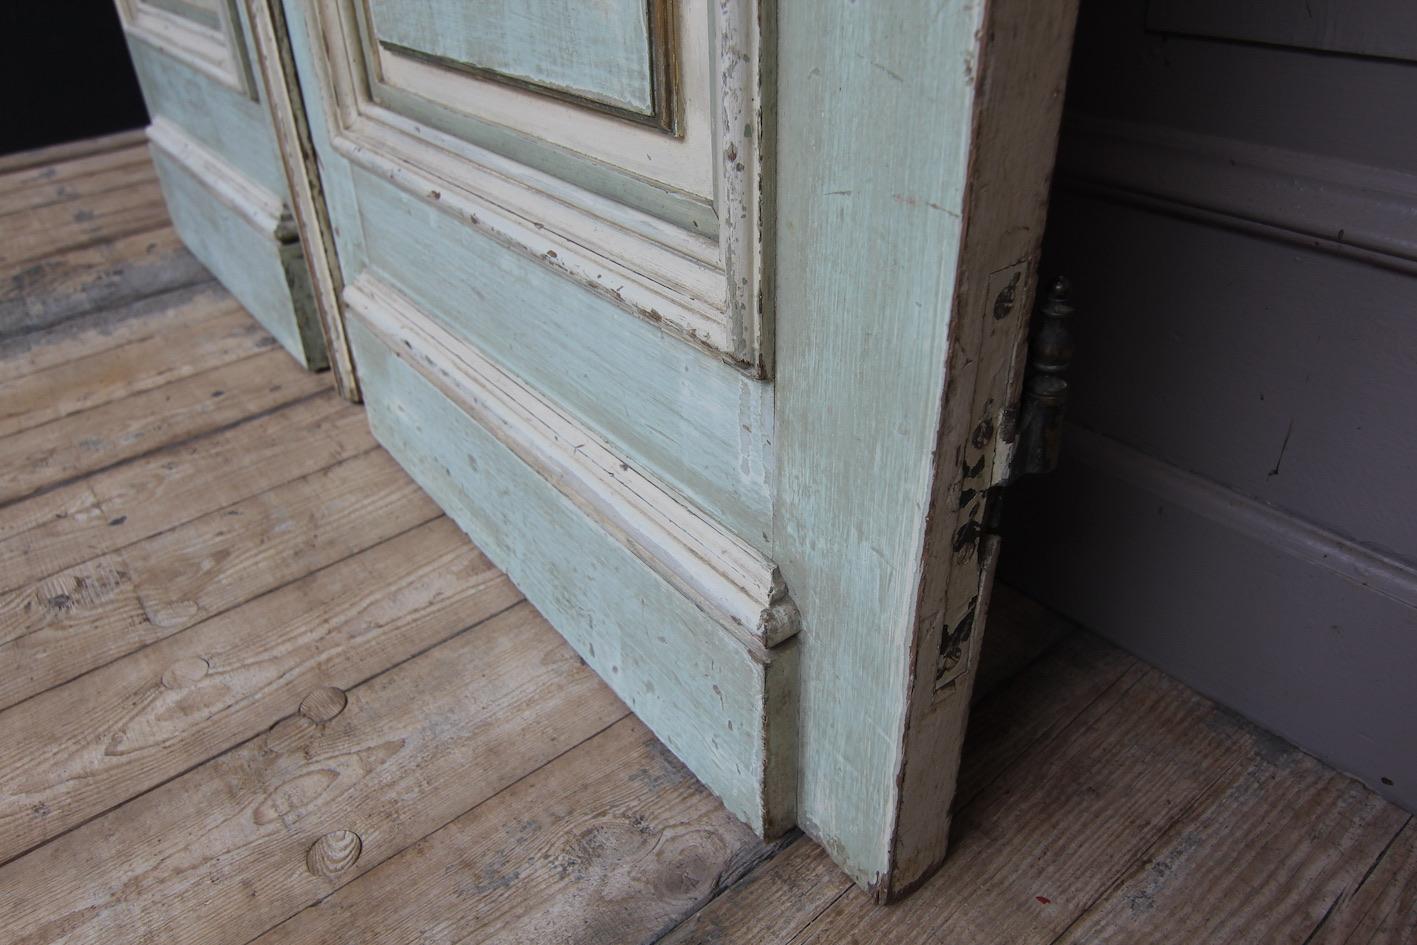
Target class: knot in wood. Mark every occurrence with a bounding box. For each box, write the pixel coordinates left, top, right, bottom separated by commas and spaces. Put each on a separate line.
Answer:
160, 656, 210, 689
307, 830, 362, 876
299, 686, 348, 723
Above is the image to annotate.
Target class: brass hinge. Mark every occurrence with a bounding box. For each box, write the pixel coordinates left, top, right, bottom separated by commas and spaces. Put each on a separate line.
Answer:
1006, 276, 1076, 484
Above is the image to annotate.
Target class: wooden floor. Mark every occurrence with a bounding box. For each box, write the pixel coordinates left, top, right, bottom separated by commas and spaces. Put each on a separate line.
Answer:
1, 133, 1412, 945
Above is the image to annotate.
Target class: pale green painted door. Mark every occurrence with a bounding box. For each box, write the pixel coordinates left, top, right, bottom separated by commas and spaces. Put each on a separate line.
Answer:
113, 0, 328, 368
270, 0, 1077, 898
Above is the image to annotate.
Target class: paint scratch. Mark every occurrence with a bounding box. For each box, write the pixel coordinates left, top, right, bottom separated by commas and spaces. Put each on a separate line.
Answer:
1268, 420, 1294, 478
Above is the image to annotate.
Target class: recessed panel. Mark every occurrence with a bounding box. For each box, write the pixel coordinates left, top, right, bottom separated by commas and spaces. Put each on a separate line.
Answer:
141, 0, 222, 30
117, 0, 256, 98
369, 0, 666, 123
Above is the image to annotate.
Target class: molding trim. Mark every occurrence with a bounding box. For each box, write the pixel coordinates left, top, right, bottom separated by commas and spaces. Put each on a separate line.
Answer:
344, 274, 799, 655
117, 0, 258, 99
1064, 423, 1417, 612
147, 118, 296, 241
1057, 117, 1417, 272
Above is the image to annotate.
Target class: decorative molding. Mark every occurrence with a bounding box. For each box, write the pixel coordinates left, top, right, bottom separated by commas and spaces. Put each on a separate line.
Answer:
344, 274, 799, 654
117, 0, 258, 99
146, 118, 295, 241
1146, 0, 1417, 64
304, 0, 771, 374
1057, 117, 1417, 272
1064, 423, 1417, 611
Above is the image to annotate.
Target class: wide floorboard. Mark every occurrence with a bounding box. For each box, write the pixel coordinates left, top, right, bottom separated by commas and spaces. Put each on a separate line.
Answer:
1, 133, 1412, 945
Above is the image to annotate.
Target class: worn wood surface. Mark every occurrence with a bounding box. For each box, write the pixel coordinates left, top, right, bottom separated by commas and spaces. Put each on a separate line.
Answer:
0, 130, 147, 176
1, 447, 438, 710
0, 346, 324, 505
2, 135, 1413, 943
0, 146, 156, 216
252, 716, 780, 945
0, 298, 257, 437
0, 179, 172, 270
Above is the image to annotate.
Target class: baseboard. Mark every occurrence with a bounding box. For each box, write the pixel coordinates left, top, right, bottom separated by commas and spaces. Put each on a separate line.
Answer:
1002, 424, 1417, 814
146, 119, 327, 369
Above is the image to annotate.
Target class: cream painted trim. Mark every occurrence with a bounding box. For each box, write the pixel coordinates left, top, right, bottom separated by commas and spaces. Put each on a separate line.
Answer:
116, 0, 257, 99
304, 0, 771, 374
146, 117, 295, 240
345, 274, 799, 654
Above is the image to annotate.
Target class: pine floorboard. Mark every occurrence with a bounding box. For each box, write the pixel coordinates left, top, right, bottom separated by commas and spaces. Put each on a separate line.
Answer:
1, 134, 1411, 945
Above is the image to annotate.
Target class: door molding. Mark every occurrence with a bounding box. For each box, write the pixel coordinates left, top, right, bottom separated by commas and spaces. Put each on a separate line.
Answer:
346, 274, 799, 655
301, 0, 773, 374
116, 0, 258, 99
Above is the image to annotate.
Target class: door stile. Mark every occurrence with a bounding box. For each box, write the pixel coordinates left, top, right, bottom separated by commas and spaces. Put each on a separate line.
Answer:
775, 0, 1079, 900
245, 0, 360, 400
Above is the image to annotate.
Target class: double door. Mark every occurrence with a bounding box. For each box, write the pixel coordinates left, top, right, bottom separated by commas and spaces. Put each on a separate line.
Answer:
122, 0, 1078, 899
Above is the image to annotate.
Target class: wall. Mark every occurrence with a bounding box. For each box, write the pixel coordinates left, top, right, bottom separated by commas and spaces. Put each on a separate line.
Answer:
1002, 0, 1417, 812
1, 0, 148, 154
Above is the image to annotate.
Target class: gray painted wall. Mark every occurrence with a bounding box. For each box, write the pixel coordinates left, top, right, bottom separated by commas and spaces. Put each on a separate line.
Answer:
1001, 0, 1417, 812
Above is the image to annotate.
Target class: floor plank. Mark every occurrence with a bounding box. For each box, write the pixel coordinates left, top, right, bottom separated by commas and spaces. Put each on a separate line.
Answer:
0, 602, 625, 945
0, 226, 206, 338
655, 625, 1139, 945
0, 142, 151, 197
0, 282, 228, 383
0, 298, 260, 437
734, 668, 1244, 945
254, 716, 779, 945
0, 392, 369, 592
1312, 818, 1417, 945
0, 346, 327, 506
0, 152, 157, 216
1, 447, 441, 710
0, 179, 171, 270
1051, 735, 1408, 945
0, 517, 521, 865
0, 130, 147, 176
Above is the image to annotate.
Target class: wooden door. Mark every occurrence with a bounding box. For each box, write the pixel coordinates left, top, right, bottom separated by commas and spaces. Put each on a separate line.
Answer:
264, 0, 1078, 899
112, 0, 329, 369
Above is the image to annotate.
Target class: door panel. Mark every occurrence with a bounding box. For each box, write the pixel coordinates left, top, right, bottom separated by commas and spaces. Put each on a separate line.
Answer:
349, 167, 774, 543
114, 0, 328, 369
274, 0, 1078, 899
